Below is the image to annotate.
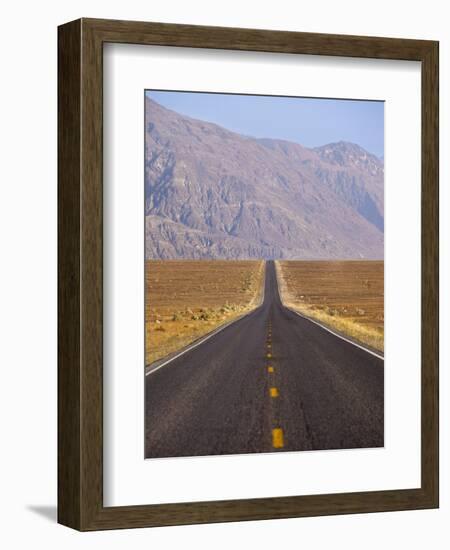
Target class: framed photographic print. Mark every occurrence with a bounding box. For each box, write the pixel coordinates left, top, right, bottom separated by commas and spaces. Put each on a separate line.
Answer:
58, 18, 439, 530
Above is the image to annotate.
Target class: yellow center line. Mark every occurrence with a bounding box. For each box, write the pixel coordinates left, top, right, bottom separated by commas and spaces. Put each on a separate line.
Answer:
267, 352, 272, 359
267, 366, 274, 373
272, 428, 284, 448
270, 387, 279, 398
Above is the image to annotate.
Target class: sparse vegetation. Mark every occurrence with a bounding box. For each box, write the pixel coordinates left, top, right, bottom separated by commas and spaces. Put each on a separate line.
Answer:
146, 260, 265, 365
276, 260, 384, 352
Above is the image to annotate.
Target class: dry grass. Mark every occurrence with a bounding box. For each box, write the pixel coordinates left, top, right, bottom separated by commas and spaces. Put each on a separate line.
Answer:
146, 260, 265, 365
276, 260, 384, 352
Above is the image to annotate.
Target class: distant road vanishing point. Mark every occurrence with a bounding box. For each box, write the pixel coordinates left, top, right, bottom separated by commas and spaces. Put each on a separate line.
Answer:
145, 261, 384, 459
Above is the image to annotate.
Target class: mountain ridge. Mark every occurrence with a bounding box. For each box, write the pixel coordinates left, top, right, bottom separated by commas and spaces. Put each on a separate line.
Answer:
145, 97, 384, 260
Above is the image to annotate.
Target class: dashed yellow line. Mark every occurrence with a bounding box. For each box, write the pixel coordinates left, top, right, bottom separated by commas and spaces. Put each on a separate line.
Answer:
267, 323, 282, 449
272, 428, 284, 448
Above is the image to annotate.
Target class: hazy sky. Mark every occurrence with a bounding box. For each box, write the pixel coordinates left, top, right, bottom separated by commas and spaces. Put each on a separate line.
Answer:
146, 90, 384, 158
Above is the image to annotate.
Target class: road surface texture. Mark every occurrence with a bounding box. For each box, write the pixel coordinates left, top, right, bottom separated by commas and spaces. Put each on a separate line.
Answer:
145, 261, 384, 458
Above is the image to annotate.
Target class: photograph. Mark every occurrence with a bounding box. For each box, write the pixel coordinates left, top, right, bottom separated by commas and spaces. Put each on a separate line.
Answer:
52, 10, 439, 534
144, 90, 385, 459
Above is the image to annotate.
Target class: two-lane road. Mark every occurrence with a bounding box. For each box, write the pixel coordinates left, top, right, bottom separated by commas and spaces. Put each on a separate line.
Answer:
145, 261, 384, 458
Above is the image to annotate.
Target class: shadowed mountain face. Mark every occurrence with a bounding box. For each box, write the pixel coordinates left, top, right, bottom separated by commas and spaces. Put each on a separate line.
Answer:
145, 97, 384, 260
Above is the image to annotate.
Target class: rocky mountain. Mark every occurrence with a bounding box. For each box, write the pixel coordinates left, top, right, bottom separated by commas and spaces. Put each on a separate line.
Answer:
145, 97, 384, 260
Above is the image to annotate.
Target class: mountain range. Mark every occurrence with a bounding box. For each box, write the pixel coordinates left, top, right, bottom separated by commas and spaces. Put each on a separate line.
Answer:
145, 97, 384, 260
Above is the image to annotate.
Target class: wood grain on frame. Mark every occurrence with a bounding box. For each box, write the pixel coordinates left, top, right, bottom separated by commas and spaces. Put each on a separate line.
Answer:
58, 18, 439, 531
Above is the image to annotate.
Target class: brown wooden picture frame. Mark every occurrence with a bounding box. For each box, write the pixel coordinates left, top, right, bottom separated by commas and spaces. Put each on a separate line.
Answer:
58, 18, 439, 531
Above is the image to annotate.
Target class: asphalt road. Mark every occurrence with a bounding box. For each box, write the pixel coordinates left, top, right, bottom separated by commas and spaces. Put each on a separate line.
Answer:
145, 261, 384, 458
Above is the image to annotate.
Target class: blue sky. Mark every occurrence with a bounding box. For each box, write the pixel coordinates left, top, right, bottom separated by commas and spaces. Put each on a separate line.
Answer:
146, 90, 384, 158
